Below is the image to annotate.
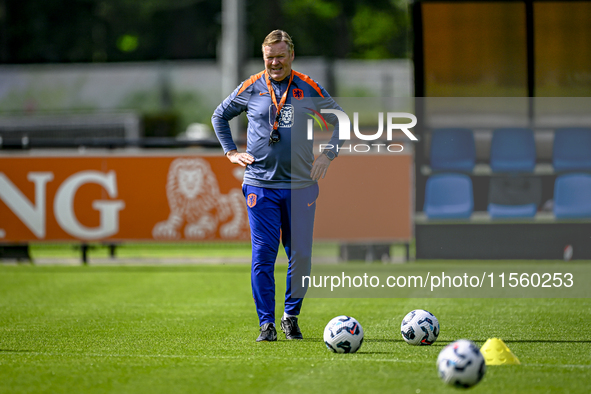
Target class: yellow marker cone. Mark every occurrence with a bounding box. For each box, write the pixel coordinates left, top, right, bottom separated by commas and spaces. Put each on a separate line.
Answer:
480, 338, 520, 365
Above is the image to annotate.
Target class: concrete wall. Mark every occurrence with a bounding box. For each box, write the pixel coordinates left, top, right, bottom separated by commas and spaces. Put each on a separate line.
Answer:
0, 58, 413, 134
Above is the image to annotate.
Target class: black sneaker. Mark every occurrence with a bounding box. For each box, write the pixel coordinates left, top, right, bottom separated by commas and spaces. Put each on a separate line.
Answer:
280, 316, 303, 340
256, 323, 277, 342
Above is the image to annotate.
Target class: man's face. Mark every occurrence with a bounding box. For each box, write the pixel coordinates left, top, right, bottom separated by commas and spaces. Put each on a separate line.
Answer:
263, 41, 294, 82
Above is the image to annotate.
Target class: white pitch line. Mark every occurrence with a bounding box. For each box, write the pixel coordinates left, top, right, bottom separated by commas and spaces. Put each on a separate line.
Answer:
2, 352, 590, 369
521, 363, 591, 370
0, 351, 419, 363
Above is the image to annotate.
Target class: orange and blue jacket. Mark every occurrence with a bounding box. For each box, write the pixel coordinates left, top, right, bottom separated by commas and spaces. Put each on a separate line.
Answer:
212, 70, 342, 189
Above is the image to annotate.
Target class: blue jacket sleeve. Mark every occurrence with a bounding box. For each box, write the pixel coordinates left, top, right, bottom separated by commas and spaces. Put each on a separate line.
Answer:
318, 86, 346, 157
211, 83, 251, 154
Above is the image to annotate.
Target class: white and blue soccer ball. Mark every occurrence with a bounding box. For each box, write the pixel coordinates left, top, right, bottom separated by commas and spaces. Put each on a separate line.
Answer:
323, 316, 364, 353
437, 339, 486, 389
400, 309, 440, 345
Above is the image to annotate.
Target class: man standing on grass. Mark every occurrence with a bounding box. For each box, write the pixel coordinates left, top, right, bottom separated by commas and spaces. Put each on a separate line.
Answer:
212, 30, 342, 342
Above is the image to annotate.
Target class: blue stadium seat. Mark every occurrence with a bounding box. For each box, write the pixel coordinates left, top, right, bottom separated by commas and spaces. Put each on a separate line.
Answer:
424, 173, 473, 219
487, 176, 541, 219
488, 203, 537, 218
429, 128, 475, 172
553, 173, 591, 219
490, 128, 536, 173
553, 128, 591, 172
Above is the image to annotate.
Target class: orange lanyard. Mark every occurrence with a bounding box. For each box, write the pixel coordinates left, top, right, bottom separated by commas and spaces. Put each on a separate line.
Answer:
265, 70, 294, 131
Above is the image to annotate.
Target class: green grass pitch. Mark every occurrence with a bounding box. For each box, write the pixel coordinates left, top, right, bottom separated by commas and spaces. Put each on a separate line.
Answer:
0, 262, 590, 393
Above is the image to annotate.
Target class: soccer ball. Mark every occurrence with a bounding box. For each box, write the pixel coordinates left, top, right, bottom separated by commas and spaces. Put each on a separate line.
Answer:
437, 339, 486, 389
400, 309, 439, 345
323, 316, 364, 353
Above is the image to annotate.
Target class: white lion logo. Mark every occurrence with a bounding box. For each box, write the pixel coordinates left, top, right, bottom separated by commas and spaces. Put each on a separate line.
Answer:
280, 105, 294, 124
152, 158, 249, 240
269, 104, 294, 128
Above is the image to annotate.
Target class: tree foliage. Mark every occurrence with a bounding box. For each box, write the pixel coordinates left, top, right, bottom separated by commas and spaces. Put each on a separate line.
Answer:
0, 0, 410, 63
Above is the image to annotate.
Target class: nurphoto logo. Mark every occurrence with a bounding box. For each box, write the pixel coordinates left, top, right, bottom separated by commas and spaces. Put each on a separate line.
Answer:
305, 109, 417, 153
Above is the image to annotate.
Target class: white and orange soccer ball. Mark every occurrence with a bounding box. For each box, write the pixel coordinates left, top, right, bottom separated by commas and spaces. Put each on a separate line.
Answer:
323, 316, 364, 353
437, 339, 486, 388
400, 309, 440, 345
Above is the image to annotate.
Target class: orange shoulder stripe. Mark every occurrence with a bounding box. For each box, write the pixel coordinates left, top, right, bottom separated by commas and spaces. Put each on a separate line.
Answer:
293, 71, 324, 97
237, 70, 266, 96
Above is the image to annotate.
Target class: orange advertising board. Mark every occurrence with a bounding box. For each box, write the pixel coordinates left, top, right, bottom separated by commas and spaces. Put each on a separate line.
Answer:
315, 154, 413, 242
0, 151, 412, 243
0, 153, 250, 242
